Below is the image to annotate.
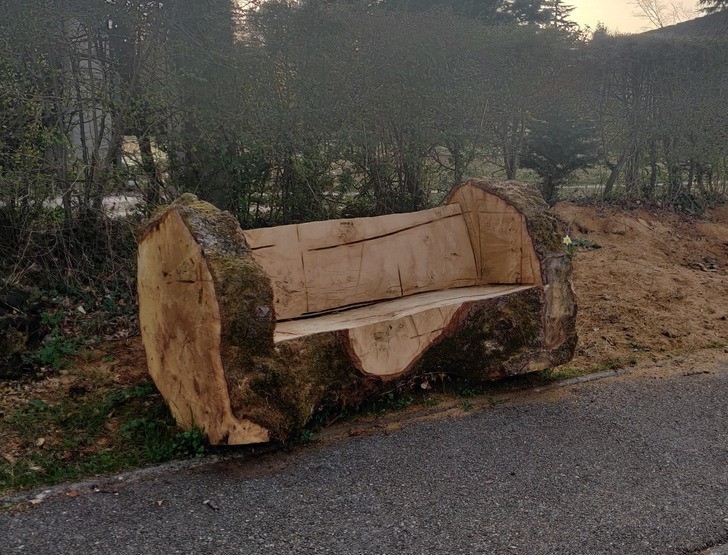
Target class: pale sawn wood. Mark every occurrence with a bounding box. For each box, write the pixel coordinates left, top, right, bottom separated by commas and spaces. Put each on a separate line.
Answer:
447, 185, 541, 285
243, 203, 479, 320
137, 209, 269, 445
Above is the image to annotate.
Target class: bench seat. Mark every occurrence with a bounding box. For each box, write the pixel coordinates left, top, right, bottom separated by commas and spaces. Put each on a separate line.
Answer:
275, 284, 534, 341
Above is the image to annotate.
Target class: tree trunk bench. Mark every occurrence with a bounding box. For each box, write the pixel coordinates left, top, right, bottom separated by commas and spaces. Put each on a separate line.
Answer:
137, 179, 577, 445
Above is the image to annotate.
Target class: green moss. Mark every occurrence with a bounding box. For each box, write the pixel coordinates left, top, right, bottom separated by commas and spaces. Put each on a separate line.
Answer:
225, 333, 361, 440
414, 288, 544, 382
207, 252, 275, 356
173, 194, 252, 257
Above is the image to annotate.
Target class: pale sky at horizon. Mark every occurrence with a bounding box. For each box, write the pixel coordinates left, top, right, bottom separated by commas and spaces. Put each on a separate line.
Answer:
569, 0, 701, 33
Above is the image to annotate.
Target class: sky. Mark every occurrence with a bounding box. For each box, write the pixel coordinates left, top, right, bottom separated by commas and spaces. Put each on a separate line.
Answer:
569, 0, 701, 33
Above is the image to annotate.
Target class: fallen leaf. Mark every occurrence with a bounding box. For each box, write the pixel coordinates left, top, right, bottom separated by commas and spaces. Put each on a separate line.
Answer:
29, 493, 47, 505
2, 453, 17, 465
36, 437, 46, 447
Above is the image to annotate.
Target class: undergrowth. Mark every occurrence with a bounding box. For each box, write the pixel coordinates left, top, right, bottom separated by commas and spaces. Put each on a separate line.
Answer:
0, 379, 207, 494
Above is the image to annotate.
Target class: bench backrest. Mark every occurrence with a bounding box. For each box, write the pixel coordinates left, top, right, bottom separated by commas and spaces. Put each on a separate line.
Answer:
243, 183, 540, 320
447, 183, 541, 287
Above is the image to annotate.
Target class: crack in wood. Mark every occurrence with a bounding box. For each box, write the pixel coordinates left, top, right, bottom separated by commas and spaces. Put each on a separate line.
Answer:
249, 243, 276, 251
296, 224, 309, 314
307, 212, 464, 252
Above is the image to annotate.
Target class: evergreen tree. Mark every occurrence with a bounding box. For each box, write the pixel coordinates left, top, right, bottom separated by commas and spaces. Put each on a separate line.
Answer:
372, 0, 552, 25
543, 0, 578, 30
699, 0, 728, 13
521, 111, 599, 203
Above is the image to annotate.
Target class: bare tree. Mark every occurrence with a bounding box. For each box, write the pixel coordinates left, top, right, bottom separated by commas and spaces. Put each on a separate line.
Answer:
631, 0, 696, 28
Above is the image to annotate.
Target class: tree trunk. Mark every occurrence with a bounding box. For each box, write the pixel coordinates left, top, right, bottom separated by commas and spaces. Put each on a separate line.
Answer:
603, 148, 629, 198
139, 133, 164, 207
138, 180, 577, 444
625, 144, 641, 195
687, 160, 695, 193
643, 141, 659, 199
540, 177, 558, 205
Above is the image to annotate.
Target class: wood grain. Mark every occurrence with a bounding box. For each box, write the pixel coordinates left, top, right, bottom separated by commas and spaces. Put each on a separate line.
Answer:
244, 204, 478, 320
138, 209, 269, 445
447, 185, 541, 285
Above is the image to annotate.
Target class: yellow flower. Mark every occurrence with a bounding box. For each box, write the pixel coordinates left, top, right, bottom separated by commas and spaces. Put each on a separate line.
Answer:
562, 236, 573, 246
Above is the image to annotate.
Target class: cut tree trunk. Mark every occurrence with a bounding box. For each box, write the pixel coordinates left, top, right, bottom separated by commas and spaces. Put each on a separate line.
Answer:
137, 179, 577, 444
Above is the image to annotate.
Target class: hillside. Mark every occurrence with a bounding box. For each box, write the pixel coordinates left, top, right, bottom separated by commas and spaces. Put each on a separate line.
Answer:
553, 202, 728, 369
639, 9, 728, 40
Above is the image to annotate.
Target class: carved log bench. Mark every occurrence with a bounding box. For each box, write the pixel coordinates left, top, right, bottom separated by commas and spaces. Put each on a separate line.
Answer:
137, 179, 577, 445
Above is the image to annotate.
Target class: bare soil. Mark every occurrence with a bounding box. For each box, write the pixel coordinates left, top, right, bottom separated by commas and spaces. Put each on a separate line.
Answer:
553, 201, 728, 369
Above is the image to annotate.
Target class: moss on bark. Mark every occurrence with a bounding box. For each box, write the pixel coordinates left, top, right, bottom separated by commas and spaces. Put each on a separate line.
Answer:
413, 288, 545, 381
225, 334, 362, 440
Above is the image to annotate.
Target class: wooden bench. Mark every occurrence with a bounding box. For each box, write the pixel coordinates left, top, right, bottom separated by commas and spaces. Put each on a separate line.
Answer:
137, 179, 577, 445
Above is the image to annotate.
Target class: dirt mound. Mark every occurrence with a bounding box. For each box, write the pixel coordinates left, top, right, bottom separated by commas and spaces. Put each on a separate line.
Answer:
553, 202, 728, 369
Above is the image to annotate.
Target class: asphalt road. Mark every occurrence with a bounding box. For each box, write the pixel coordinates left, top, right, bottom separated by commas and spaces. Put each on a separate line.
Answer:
2, 357, 727, 555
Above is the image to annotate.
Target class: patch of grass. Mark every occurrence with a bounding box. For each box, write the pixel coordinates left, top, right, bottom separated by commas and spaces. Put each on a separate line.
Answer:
536, 356, 639, 384
0, 379, 208, 494
380, 391, 414, 411
34, 333, 80, 369
421, 396, 439, 407
571, 237, 602, 250
345, 390, 416, 419
295, 429, 318, 445
455, 384, 485, 398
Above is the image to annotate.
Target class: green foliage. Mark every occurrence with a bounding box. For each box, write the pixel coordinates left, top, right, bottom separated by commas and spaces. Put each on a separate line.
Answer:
295, 429, 318, 445
562, 235, 601, 258
34, 334, 79, 370
28, 310, 81, 370
381, 391, 415, 410
0, 380, 209, 493
521, 111, 599, 203
699, 0, 728, 13
455, 384, 484, 397
571, 238, 601, 250
121, 418, 206, 459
